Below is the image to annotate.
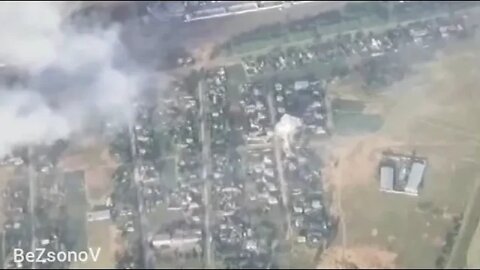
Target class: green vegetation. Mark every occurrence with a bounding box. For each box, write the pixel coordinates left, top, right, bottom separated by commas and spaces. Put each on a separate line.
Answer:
63, 171, 88, 252
331, 99, 365, 113
332, 112, 383, 136
331, 98, 383, 135
218, 2, 480, 58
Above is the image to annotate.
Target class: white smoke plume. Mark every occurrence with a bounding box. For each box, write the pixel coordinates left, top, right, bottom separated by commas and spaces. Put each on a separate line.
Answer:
0, 2, 142, 157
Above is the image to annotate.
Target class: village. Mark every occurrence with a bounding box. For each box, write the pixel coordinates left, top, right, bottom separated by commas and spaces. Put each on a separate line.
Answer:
0, 1, 480, 269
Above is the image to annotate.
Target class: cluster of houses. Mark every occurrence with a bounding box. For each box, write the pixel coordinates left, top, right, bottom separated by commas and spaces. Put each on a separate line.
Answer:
241, 14, 469, 78
239, 83, 272, 144
1, 147, 71, 269
206, 67, 230, 150
283, 149, 334, 248
108, 144, 145, 266
107, 96, 175, 268
211, 148, 280, 269
379, 152, 428, 197
205, 68, 275, 267
150, 92, 204, 263
107, 90, 207, 267
246, 149, 282, 210
32, 153, 70, 269
202, 67, 280, 268
273, 80, 328, 136
2, 173, 34, 269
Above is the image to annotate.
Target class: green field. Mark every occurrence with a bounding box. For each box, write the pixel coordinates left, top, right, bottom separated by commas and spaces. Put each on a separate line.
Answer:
63, 171, 88, 253
331, 98, 383, 135
332, 112, 384, 136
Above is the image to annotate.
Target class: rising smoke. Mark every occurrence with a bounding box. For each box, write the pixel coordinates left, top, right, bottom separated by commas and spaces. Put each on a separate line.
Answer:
0, 2, 143, 157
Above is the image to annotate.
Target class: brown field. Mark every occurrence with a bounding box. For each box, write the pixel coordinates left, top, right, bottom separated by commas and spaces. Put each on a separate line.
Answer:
84, 167, 115, 204
317, 246, 397, 269
59, 140, 117, 172
319, 39, 480, 268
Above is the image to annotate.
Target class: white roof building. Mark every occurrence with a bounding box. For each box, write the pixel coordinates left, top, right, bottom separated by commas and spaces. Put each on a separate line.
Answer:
87, 209, 111, 222
151, 233, 201, 249
380, 166, 395, 192
404, 162, 426, 196
294, 81, 309, 91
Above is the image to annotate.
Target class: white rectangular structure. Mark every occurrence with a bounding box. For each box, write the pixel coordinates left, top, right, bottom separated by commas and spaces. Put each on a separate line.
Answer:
404, 162, 426, 196
294, 81, 309, 91
380, 166, 394, 192
87, 209, 111, 222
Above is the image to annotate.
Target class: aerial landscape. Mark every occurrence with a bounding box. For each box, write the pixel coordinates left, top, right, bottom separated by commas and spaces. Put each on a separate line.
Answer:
1, 1, 480, 269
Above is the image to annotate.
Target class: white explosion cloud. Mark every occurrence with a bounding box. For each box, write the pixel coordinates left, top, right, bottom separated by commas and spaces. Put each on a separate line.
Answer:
0, 2, 142, 157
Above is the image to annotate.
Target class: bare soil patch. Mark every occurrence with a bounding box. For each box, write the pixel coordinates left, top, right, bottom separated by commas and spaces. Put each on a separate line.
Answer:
317, 246, 397, 269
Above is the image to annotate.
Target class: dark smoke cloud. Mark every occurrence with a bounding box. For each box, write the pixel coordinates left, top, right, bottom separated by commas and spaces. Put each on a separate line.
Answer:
0, 2, 143, 156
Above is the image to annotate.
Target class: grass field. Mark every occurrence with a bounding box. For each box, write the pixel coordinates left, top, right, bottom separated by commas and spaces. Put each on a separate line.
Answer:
64, 171, 88, 253
331, 98, 383, 136
322, 40, 480, 268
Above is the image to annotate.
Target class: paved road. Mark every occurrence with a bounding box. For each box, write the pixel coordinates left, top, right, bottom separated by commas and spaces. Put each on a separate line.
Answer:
266, 92, 292, 239
198, 80, 214, 268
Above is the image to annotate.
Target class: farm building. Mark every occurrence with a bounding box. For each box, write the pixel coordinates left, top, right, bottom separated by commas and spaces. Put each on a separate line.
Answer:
379, 151, 428, 196
380, 165, 395, 192
404, 161, 427, 196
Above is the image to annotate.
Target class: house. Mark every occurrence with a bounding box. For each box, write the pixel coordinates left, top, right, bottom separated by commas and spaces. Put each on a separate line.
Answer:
87, 208, 111, 222
380, 165, 395, 192
296, 235, 307, 243
151, 232, 201, 249
404, 161, 426, 196
294, 81, 309, 91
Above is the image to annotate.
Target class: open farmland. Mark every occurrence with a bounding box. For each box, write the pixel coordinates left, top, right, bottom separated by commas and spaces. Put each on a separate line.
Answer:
467, 221, 480, 268
320, 39, 480, 268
